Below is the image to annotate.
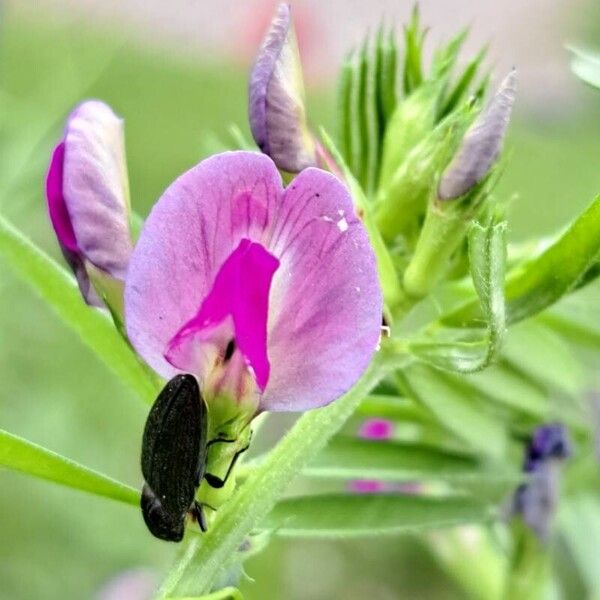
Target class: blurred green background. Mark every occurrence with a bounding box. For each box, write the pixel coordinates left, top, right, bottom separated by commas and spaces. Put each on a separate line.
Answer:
1, 2, 600, 599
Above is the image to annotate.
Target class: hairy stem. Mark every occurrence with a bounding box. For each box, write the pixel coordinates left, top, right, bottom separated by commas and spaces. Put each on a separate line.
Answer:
157, 355, 387, 597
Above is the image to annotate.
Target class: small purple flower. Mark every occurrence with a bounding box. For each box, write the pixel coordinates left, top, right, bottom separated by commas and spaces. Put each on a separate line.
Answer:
125, 151, 382, 415
46, 100, 132, 307
512, 423, 571, 541
349, 479, 386, 494
524, 422, 571, 472
359, 418, 395, 440
248, 3, 317, 173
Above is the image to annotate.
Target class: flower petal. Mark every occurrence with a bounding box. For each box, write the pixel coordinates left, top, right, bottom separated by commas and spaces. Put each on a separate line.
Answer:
125, 151, 382, 412
261, 167, 382, 411
248, 3, 316, 173
46, 140, 102, 306
166, 239, 279, 391
125, 152, 283, 380
47, 142, 78, 253
62, 100, 132, 279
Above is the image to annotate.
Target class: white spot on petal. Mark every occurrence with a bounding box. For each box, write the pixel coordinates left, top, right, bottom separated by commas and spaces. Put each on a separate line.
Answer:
336, 217, 349, 232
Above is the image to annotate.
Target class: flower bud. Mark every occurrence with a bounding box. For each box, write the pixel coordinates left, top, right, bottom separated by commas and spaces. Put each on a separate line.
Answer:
46, 100, 132, 311
378, 82, 440, 191
438, 69, 517, 201
512, 423, 571, 542
248, 3, 316, 173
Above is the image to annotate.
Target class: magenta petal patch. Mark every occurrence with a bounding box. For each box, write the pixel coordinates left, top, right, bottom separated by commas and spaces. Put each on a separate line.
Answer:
359, 419, 394, 441
46, 142, 79, 253
166, 239, 279, 391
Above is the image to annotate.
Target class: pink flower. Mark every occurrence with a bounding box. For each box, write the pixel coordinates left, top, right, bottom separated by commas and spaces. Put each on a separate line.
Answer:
359, 418, 395, 440
46, 100, 132, 307
124, 151, 382, 415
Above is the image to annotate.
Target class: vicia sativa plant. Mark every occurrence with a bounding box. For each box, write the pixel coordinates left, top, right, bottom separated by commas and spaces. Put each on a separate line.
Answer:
1, 4, 600, 599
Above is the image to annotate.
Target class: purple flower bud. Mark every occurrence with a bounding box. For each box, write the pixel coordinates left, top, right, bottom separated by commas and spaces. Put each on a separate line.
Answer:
438, 69, 517, 201
248, 3, 316, 173
524, 423, 571, 472
46, 100, 133, 306
512, 423, 571, 542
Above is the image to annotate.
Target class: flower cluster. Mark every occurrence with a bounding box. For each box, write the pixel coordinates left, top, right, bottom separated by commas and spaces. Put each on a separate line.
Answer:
46, 24, 384, 433
512, 424, 571, 541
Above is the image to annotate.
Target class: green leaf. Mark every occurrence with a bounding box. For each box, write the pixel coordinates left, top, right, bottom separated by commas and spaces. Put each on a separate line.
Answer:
338, 29, 397, 197
349, 47, 367, 185
559, 495, 600, 594
467, 362, 549, 418
305, 436, 518, 484
501, 321, 585, 397
363, 35, 382, 196
0, 428, 139, 505
403, 6, 426, 94
541, 283, 600, 350
262, 493, 493, 538
440, 47, 487, 118
358, 394, 433, 423
337, 52, 354, 165
0, 214, 160, 404
569, 46, 600, 89
441, 194, 600, 326
431, 29, 468, 81
377, 26, 398, 124
410, 220, 507, 373
401, 363, 508, 458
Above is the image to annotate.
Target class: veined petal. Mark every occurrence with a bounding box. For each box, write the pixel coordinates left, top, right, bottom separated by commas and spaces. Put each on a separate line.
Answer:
125, 152, 283, 380
125, 151, 382, 413
62, 100, 132, 279
45, 100, 133, 307
248, 3, 316, 173
262, 167, 382, 411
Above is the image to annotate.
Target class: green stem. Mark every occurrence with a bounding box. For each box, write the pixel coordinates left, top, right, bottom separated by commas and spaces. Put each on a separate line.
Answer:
157, 356, 387, 598
403, 203, 468, 299
504, 520, 550, 599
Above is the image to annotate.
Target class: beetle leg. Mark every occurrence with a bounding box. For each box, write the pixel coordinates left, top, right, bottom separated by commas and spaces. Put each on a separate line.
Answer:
207, 436, 236, 447
207, 428, 253, 448
191, 501, 208, 532
204, 443, 250, 489
191, 501, 219, 533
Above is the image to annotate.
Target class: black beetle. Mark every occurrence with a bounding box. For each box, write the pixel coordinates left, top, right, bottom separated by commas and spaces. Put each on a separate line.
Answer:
140, 373, 248, 542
